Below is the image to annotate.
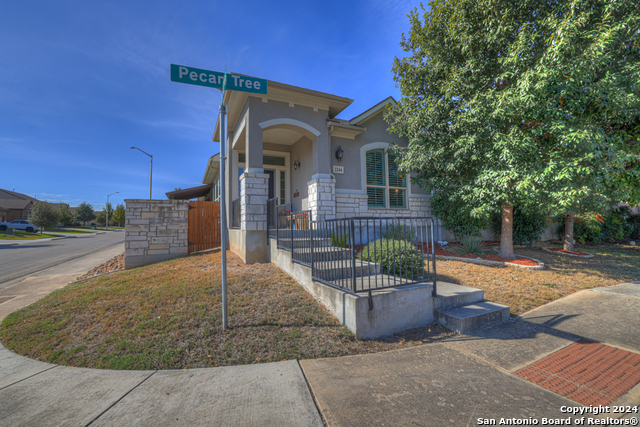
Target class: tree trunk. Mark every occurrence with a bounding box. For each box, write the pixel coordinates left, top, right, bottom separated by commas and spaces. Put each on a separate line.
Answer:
498, 202, 516, 259
563, 212, 575, 252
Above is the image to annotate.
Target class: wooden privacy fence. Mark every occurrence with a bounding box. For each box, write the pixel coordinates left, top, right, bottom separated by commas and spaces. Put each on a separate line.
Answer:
188, 201, 221, 254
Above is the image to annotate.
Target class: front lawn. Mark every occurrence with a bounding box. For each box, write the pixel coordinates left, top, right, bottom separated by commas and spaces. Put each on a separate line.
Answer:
436, 242, 639, 316
0, 230, 63, 240
0, 250, 453, 370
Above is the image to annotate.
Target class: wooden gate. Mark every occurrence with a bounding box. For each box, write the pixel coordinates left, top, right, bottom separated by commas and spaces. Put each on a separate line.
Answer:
188, 201, 221, 254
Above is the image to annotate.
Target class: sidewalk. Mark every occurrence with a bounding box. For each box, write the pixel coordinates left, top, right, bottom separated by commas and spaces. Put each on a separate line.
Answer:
1, 283, 638, 426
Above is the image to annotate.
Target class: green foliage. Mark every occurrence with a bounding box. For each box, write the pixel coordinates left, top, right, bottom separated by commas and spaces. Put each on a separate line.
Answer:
58, 205, 74, 226
381, 223, 416, 241
388, 0, 640, 251
95, 211, 106, 226
491, 208, 547, 246
28, 202, 60, 230
358, 240, 424, 280
111, 203, 126, 226
429, 190, 487, 239
451, 236, 492, 258
330, 232, 349, 248
75, 202, 96, 223
628, 214, 640, 239
559, 207, 636, 243
600, 207, 634, 242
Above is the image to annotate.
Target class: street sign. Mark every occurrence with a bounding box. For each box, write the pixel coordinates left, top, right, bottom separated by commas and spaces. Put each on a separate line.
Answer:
170, 64, 267, 94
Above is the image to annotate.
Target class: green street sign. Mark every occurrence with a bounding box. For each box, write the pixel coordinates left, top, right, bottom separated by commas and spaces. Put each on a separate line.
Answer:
170, 64, 267, 94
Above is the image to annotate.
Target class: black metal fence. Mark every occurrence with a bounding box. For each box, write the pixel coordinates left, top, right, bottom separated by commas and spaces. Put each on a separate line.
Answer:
231, 198, 241, 229
268, 213, 437, 296
267, 198, 278, 238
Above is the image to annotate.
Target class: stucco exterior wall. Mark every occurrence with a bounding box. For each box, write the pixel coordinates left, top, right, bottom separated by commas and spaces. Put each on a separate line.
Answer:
290, 136, 313, 212
124, 199, 189, 269
331, 111, 430, 197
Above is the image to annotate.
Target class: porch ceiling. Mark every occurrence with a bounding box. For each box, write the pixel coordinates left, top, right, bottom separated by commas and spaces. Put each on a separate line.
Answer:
263, 128, 304, 145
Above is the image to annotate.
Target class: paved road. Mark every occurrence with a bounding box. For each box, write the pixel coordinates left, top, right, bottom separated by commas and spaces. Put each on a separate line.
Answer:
0, 232, 124, 288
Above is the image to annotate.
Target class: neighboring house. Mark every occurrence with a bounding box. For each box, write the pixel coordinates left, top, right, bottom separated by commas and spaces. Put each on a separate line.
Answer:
0, 189, 38, 222
196, 80, 438, 263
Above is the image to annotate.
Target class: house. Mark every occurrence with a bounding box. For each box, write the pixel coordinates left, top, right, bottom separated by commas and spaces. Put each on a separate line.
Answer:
0, 189, 38, 222
199, 80, 440, 263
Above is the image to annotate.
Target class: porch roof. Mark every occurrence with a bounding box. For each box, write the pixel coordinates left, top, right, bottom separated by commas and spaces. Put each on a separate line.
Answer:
165, 184, 211, 200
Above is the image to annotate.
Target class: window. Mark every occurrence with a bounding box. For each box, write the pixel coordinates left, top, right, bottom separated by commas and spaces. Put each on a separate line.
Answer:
366, 148, 407, 209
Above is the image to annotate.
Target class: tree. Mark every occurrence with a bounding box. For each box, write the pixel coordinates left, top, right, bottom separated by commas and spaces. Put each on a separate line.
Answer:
95, 210, 107, 226
111, 203, 125, 226
58, 204, 74, 227
97, 203, 115, 226
388, 0, 640, 257
75, 202, 96, 223
28, 202, 60, 232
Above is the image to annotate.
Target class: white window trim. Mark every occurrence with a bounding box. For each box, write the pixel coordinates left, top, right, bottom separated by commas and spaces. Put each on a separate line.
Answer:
359, 142, 411, 209
235, 150, 290, 204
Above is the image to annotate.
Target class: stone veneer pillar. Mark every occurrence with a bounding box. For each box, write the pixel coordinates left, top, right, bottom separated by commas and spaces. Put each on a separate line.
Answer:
307, 178, 336, 221
229, 172, 269, 264
124, 199, 189, 269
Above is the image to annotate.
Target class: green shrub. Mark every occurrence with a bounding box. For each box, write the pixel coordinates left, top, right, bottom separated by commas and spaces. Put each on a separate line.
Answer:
358, 239, 425, 280
429, 191, 487, 239
381, 223, 416, 241
561, 207, 635, 244
451, 235, 492, 258
600, 206, 633, 242
491, 207, 546, 246
331, 232, 349, 248
628, 214, 640, 239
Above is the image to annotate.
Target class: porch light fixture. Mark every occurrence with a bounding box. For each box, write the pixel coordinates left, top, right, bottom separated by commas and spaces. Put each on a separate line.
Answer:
293, 160, 300, 170
335, 146, 343, 162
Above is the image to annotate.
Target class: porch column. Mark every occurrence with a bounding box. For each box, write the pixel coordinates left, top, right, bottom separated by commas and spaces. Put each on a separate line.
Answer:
308, 177, 335, 221
245, 113, 264, 173
308, 127, 335, 220
234, 172, 269, 263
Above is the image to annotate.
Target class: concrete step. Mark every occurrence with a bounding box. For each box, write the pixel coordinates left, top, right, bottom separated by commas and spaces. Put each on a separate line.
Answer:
313, 260, 381, 280
434, 282, 484, 311
292, 247, 352, 261
435, 301, 510, 333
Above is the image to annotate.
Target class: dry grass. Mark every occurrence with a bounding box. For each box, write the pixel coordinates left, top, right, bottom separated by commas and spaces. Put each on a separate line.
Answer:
0, 249, 453, 370
437, 242, 640, 316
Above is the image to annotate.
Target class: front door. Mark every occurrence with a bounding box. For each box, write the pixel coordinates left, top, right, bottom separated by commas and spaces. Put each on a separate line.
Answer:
266, 170, 275, 201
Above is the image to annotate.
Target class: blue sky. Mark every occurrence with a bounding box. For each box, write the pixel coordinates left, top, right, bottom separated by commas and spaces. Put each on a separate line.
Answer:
0, 0, 416, 210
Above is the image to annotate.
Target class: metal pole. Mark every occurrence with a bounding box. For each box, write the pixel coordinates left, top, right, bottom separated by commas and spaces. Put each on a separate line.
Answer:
149, 155, 153, 200
220, 103, 228, 330
106, 195, 109, 232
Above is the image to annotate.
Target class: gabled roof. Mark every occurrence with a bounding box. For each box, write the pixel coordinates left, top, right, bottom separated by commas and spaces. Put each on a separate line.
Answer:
0, 199, 33, 210
202, 153, 220, 184
0, 188, 38, 203
349, 96, 397, 126
166, 185, 212, 200
212, 78, 353, 143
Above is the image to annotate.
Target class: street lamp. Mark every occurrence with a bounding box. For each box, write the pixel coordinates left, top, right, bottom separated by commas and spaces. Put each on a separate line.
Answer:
130, 147, 153, 199
106, 192, 119, 231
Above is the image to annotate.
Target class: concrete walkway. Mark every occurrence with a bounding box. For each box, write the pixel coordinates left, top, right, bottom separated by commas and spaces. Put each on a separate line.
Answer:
0, 282, 639, 426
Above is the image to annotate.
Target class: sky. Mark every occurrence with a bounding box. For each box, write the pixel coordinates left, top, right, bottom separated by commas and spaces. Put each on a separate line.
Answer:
0, 0, 418, 210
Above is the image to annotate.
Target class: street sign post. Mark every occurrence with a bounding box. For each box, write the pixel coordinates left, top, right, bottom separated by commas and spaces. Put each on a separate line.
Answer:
171, 63, 268, 330
170, 64, 267, 94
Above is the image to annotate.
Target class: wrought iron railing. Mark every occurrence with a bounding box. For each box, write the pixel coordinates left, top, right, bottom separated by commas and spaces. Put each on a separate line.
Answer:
267, 198, 278, 238
267, 213, 437, 296
231, 198, 241, 229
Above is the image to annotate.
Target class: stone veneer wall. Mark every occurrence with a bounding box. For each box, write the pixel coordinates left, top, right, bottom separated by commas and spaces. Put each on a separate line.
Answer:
308, 178, 335, 221
335, 193, 431, 218
124, 199, 189, 269
240, 172, 268, 231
